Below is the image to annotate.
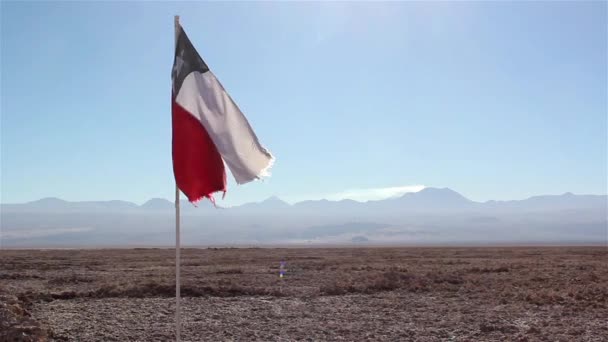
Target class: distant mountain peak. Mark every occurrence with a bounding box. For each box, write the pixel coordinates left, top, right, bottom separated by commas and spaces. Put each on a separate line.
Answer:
24, 197, 70, 209
234, 196, 290, 210
262, 195, 286, 203
143, 198, 172, 203
395, 187, 472, 208
30, 197, 67, 204
402, 187, 467, 199
141, 198, 174, 209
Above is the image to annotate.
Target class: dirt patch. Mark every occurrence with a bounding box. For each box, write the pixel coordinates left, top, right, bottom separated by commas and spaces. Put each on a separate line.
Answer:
1, 246, 607, 341
0, 294, 50, 342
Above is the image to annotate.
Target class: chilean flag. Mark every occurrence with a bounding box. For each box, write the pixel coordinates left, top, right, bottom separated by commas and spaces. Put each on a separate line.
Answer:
171, 23, 274, 203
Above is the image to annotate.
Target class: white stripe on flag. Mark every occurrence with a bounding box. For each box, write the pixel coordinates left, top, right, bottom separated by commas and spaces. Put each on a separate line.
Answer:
175, 71, 274, 184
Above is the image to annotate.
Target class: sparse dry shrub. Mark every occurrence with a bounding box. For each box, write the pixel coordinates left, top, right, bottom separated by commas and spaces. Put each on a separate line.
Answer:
349, 265, 369, 271
517, 284, 608, 308
319, 269, 457, 295
588, 272, 600, 282
469, 266, 509, 273
443, 260, 470, 265
52, 291, 78, 300
215, 268, 244, 274
429, 272, 464, 285
530, 276, 548, 282
19, 279, 289, 301
570, 285, 608, 305
181, 261, 205, 266
366, 272, 401, 292
479, 322, 518, 334
525, 289, 566, 306
0, 273, 43, 280
47, 274, 95, 285
319, 280, 357, 295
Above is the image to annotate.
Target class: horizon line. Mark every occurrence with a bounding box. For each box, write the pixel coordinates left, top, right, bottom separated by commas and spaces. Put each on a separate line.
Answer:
2, 187, 607, 207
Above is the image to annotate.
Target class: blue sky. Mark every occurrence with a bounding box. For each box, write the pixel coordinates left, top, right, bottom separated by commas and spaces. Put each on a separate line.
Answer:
1, 1, 606, 206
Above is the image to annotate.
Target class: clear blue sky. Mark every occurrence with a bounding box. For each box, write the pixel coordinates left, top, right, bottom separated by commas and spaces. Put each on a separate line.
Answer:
1, 1, 606, 205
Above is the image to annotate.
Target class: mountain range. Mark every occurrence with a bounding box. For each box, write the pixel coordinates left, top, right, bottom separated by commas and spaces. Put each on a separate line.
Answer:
2, 187, 606, 213
1, 188, 606, 247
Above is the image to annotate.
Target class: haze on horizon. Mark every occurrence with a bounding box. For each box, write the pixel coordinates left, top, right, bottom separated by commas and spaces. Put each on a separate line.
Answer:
0, 184, 605, 207
1, 187, 606, 247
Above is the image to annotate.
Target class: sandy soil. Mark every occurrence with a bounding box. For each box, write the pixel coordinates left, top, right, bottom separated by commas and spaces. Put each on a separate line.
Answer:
1, 247, 606, 341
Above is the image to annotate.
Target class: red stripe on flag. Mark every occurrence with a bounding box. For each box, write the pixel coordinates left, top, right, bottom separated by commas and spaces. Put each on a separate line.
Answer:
172, 98, 226, 203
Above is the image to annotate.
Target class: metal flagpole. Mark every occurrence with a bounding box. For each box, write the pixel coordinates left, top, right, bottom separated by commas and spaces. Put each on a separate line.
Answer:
174, 15, 181, 342
175, 185, 181, 342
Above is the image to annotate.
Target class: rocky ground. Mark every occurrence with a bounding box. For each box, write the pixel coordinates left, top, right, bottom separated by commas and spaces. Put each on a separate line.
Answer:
1, 247, 606, 341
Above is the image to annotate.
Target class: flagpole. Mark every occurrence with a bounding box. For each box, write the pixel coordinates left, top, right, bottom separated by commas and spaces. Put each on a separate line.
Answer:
175, 184, 181, 342
174, 15, 182, 342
